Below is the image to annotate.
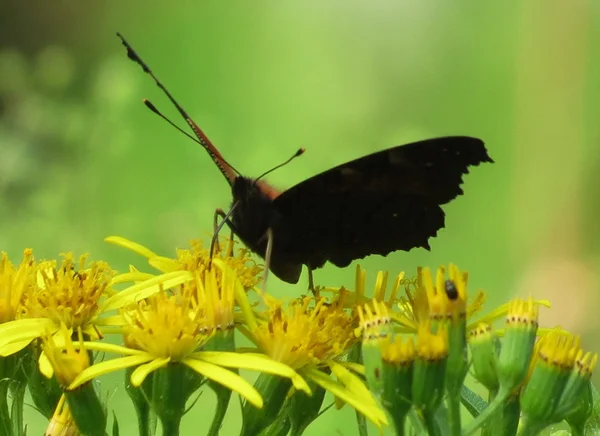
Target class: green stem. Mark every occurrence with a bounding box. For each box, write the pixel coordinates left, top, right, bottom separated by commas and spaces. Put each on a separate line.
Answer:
356, 410, 368, 436
408, 409, 427, 435
206, 389, 231, 436
516, 417, 548, 436
0, 380, 11, 436
446, 395, 461, 436
389, 411, 407, 436
421, 410, 442, 436
11, 382, 25, 436
462, 388, 510, 436
348, 343, 368, 436
162, 417, 181, 436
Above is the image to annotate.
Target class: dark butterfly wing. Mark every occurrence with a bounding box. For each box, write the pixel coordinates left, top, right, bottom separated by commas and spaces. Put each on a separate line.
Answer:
270, 136, 493, 271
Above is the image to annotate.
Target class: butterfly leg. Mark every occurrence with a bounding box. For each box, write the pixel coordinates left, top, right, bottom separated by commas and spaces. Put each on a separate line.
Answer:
307, 267, 319, 297
212, 208, 228, 255
260, 227, 274, 294
210, 204, 239, 264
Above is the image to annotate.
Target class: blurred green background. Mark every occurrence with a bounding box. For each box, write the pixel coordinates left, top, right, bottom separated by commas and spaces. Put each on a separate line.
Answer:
1, 1, 599, 434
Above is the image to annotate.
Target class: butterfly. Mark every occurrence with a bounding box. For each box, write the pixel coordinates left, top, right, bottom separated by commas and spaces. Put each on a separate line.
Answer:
117, 33, 494, 286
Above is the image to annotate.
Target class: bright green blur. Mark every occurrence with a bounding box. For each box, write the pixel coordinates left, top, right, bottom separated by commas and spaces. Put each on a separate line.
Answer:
1, 2, 598, 435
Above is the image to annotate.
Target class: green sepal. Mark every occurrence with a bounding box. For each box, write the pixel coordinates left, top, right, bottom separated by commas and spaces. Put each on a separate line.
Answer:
496, 321, 537, 392
581, 382, 600, 435
65, 383, 107, 436
151, 363, 204, 436
521, 359, 570, 423
556, 367, 593, 423
412, 357, 446, 413
240, 373, 293, 436
564, 381, 593, 434
260, 408, 291, 436
361, 336, 384, 398
381, 359, 412, 435
27, 356, 61, 420
288, 378, 327, 436
469, 326, 500, 392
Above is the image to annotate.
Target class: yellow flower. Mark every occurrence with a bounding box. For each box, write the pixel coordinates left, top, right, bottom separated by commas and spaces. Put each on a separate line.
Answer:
343, 264, 551, 337
237, 287, 388, 428
105, 235, 262, 291
40, 325, 90, 387
0, 249, 36, 324
0, 252, 191, 358
69, 261, 308, 409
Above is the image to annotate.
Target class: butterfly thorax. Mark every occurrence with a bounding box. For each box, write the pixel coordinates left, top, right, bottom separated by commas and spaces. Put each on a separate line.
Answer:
230, 177, 279, 255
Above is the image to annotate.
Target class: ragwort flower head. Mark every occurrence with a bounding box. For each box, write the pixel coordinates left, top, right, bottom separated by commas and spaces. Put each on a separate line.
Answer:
0, 249, 36, 324
20, 253, 114, 329
253, 292, 356, 369
106, 235, 263, 292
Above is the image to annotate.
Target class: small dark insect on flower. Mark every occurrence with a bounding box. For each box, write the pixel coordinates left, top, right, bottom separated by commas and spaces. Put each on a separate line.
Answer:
445, 279, 458, 300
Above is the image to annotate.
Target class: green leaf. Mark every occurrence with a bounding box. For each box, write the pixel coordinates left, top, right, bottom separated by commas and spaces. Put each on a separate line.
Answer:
112, 411, 120, 436
460, 385, 487, 418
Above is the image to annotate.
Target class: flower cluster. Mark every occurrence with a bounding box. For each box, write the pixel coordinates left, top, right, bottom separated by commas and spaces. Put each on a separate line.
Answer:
0, 236, 597, 436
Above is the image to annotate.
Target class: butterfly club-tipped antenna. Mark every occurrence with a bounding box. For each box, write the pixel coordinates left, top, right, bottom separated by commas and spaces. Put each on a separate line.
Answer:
253, 147, 305, 185
116, 32, 239, 185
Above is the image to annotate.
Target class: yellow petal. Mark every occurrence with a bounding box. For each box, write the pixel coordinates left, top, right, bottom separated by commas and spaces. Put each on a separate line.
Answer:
104, 236, 158, 259
304, 367, 388, 427
0, 340, 35, 357
343, 361, 365, 376
131, 356, 170, 387
0, 318, 55, 353
74, 341, 144, 356
70, 354, 154, 390
148, 256, 181, 273
197, 351, 311, 395
110, 271, 155, 286
329, 361, 377, 406
183, 358, 263, 408
101, 270, 193, 312
39, 350, 53, 379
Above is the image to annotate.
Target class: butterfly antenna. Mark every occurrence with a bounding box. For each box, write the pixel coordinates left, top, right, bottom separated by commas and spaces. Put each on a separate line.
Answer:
117, 32, 239, 185
254, 148, 305, 184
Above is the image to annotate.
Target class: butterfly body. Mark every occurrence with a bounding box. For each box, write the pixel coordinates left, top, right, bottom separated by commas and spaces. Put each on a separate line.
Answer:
117, 34, 494, 285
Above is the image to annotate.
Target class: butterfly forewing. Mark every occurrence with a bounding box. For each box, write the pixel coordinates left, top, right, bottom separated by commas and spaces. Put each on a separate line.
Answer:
270, 136, 492, 272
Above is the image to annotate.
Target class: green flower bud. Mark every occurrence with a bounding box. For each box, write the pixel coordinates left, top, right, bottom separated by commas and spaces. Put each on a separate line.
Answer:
497, 298, 538, 392
380, 335, 414, 434
412, 322, 448, 419
469, 323, 500, 392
